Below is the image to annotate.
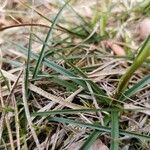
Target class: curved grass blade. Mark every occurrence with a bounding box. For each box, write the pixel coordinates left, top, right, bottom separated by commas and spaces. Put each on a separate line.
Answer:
8, 41, 111, 104
9, 41, 87, 88
32, 0, 70, 79
116, 35, 150, 98
20, 1, 87, 38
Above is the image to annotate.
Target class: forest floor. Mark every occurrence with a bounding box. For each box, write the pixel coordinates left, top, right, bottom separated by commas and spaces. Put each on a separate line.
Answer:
0, 0, 150, 150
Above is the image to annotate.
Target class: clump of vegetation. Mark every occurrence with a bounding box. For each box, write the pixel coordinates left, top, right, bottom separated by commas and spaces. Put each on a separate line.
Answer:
0, 0, 150, 149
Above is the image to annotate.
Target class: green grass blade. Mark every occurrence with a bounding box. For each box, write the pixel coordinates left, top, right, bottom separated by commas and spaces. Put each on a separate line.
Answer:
80, 130, 101, 150
111, 33, 150, 150
110, 111, 119, 150
67, 63, 110, 101
0, 58, 22, 67
22, 1, 87, 38
25, 26, 33, 94
48, 117, 150, 141
121, 75, 150, 101
32, 0, 70, 79
8, 41, 111, 104
8, 41, 87, 88
32, 106, 150, 117
51, 77, 78, 91
116, 35, 150, 98
32, 108, 123, 116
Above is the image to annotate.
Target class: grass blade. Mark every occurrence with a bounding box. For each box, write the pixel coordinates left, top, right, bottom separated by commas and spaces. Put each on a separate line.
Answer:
25, 26, 33, 95
7, 41, 111, 104
32, 108, 120, 116
48, 117, 150, 141
111, 35, 150, 150
115, 35, 150, 98
8, 41, 87, 88
110, 111, 119, 150
121, 75, 150, 101
80, 130, 101, 150
32, 0, 70, 79
21, 1, 87, 39
67, 62, 110, 103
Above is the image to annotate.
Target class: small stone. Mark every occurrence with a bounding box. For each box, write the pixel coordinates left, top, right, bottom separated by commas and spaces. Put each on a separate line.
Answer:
138, 18, 150, 40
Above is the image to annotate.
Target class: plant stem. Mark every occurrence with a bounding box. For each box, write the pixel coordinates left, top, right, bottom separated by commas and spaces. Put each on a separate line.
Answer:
110, 35, 150, 150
